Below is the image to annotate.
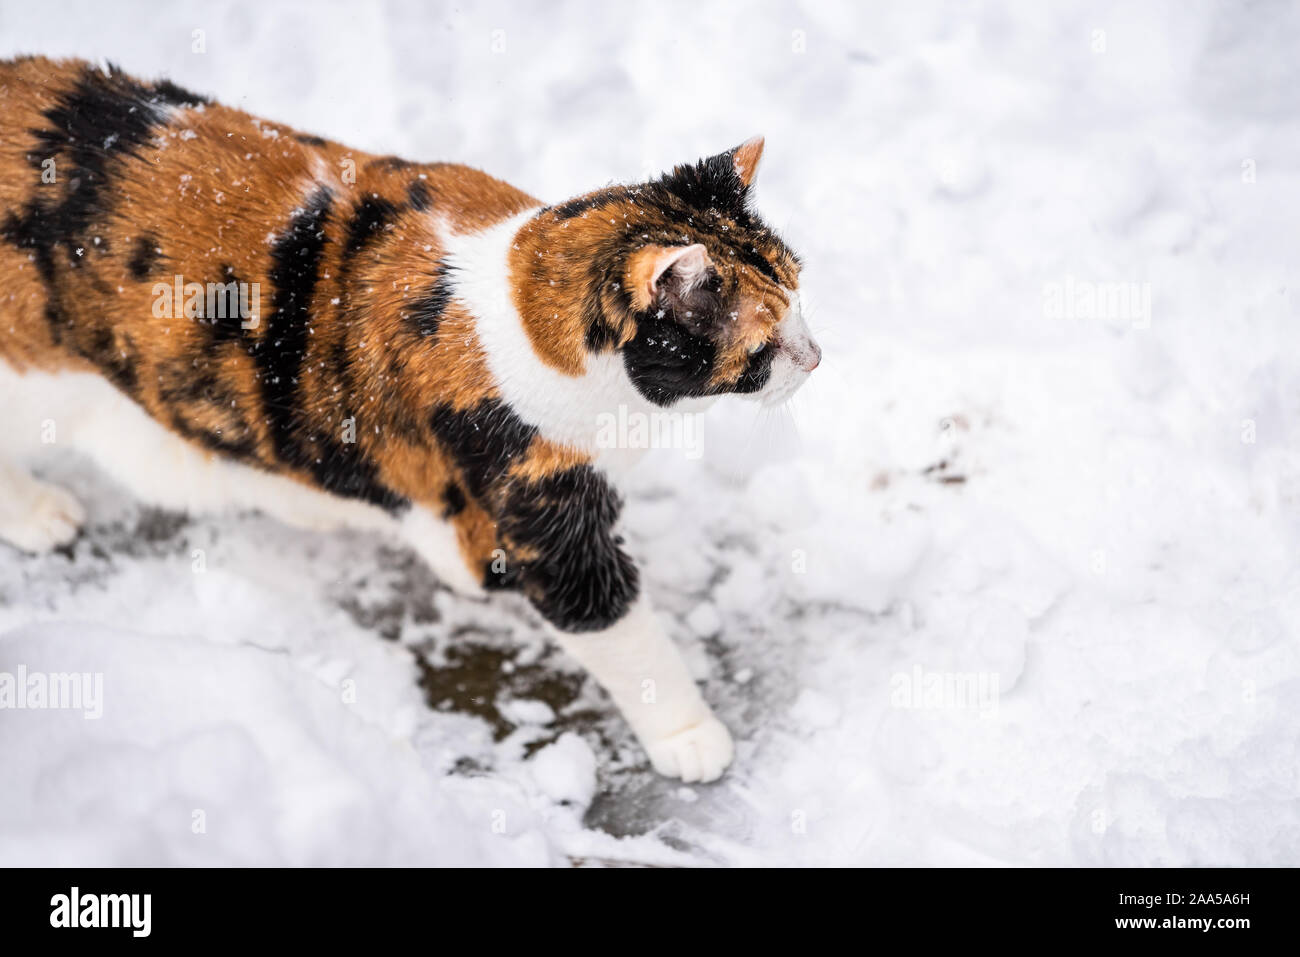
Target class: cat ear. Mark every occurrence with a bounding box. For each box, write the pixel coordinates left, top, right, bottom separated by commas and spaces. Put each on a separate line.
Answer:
628, 243, 713, 310
730, 135, 765, 187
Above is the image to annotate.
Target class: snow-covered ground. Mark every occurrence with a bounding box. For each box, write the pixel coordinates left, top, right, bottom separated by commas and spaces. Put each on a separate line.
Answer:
2, 0, 1298, 866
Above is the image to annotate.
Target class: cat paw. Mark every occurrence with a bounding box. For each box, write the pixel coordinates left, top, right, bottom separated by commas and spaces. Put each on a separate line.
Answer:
644, 715, 735, 783
0, 478, 86, 553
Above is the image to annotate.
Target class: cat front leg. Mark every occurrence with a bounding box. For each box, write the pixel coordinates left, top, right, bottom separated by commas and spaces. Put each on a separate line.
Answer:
548, 596, 734, 783
497, 466, 734, 782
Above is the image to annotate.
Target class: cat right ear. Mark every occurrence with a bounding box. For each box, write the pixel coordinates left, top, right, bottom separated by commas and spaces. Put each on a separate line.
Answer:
731, 135, 764, 187
627, 244, 713, 310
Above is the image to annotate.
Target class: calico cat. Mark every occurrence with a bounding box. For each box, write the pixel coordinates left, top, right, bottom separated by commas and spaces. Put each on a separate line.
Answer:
0, 57, 820, 782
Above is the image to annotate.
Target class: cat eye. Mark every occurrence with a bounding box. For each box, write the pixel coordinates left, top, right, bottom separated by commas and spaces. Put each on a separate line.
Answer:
747, 341, 767, 355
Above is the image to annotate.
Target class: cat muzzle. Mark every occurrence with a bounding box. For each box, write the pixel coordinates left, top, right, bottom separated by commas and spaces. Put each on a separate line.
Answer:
780, 334, 822, 372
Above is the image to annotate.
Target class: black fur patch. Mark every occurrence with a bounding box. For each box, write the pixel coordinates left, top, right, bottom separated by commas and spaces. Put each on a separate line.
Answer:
407, 180, 432, 211
128, 235, 159, 280
733, 343, 775, 394
584, 313, 622, 352
650, 195, 783, 284
366, 156, 413, 172
22, 65, 199, 269
38, 303, 62, 345
85, 324, 138, 394
429, 398, 537, 500
256, 188, 331, 452
621, 311, 718, 406
0, 209, 57, 284
549, 192, 607, 221
198, 264, 253, 344
343, 195, 399, 262
409, 261, 453, 339
441, 481, 467, 519
149, 77, 211, 108
159, 365, 261, 463
255, 187, 407, 513
482, 558, 520, 591
654, 149, 750, 223
1, 64, 195, 356
426, 398, 648, 621
499, 467, 639, 632
169, 413, 261, 461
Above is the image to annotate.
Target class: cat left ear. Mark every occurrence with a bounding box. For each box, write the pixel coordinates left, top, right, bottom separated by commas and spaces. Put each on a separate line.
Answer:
627, 243, 714, 310
731, 135, 765, 187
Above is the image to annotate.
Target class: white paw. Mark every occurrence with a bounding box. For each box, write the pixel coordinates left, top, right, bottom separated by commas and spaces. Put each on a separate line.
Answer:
0, 479, 86, 553
644, 715, 735, 783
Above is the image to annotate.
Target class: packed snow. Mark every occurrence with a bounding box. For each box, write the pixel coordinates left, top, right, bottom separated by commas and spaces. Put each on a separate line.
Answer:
1, 0, 1297, 866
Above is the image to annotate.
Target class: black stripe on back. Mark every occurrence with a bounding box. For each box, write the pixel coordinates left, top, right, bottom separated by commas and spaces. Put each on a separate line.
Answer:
255, 187, 407, 512
429, 398, 537, 501
409, 260, 454, 339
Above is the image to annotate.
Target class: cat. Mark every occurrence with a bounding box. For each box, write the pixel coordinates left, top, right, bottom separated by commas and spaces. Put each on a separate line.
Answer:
0, 57, 820, 782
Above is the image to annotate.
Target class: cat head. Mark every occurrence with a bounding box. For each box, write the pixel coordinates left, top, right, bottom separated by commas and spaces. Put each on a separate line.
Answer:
509, 137, 819, 409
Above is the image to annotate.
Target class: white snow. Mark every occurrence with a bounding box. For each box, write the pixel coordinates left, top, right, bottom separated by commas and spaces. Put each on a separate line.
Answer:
2, 0, 1298, 866
528, 734, 598, 807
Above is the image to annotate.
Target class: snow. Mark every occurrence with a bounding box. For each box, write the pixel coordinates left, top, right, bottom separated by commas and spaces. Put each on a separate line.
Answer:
2, 0, 1299, 866
528, 734, 598, 806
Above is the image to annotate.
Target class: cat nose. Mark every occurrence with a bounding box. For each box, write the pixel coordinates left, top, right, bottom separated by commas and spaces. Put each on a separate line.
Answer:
784, 336, 820, 372
777, 334, 821, 372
